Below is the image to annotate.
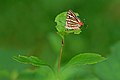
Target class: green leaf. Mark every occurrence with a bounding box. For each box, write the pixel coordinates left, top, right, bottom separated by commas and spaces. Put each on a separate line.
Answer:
55, 11, 81, 37
62, 53, 106, 79
55, 12, 66, 33
13, 55, 47, 66
66, 29, 82, 34
67, 53, 106, 66
13, 55, 56, 75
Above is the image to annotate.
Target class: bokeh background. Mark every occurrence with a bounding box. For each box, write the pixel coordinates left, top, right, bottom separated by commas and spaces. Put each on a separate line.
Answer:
0, 0, 120, 80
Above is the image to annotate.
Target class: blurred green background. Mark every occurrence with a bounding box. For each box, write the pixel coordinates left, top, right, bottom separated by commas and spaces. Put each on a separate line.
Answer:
0, 0, 120, 80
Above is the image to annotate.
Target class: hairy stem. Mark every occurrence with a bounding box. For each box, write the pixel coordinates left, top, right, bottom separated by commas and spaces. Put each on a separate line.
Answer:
58, 38, 64, 74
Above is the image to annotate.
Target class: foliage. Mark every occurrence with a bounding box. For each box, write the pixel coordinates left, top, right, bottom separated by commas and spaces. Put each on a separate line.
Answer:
67, 53, 106, 65
12, 11, 106, 80
55, 12, 81, 38
13, 55, 47, 66
0, 0, 120, 80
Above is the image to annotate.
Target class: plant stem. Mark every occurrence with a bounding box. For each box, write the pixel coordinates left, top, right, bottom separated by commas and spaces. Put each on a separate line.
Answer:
58, 38, 64, 74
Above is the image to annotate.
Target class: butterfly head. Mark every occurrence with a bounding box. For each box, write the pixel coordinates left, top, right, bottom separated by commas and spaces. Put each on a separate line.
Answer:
79, 22, 84, 26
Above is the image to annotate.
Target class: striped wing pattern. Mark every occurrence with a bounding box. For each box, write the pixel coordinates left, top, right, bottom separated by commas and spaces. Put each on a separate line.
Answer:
66, 10, 82, 30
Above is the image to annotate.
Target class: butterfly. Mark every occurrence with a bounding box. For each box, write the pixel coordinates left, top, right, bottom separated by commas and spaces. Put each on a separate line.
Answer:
66, 10, 83, 30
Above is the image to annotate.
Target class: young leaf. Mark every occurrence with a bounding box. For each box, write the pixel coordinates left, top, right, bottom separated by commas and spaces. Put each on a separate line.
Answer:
13, 55, 47, 66
67, 53, 106, 66
55, 12, 66, 33
55, 11, 81, 37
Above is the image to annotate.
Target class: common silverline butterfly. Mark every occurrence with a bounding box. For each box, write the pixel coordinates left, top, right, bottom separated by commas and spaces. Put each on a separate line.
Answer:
66, 10, 83, 30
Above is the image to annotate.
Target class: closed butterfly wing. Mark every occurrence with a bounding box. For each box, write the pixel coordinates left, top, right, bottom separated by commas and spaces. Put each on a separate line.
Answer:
66, 10, 83, 30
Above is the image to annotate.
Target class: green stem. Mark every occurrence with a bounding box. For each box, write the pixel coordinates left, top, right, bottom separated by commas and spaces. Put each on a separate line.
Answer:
58, 38, 64, 74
